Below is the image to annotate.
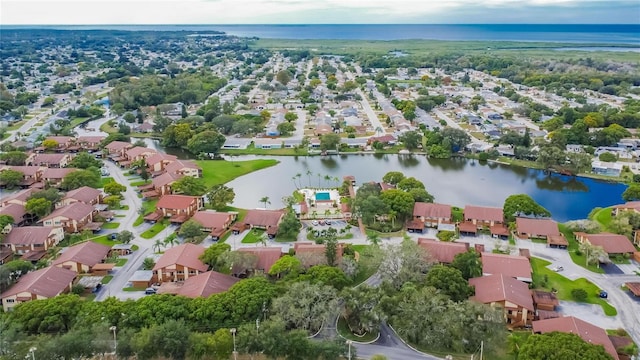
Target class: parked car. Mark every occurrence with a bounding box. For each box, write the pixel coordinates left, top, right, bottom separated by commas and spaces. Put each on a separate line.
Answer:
599, 290, 608, 299
311, 220, 319, 226
145, 287, 157, 295
553, 266, 564, 272
325, 220, 332, 225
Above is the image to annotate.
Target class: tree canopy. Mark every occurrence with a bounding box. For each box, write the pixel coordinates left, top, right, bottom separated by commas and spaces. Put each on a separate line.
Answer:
503, 194, 551, 223
519, 332, 614, 360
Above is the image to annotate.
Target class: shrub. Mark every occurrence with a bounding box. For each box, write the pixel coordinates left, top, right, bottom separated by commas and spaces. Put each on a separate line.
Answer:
437, 230, 457, 242
71, 284, 85, 295
478, 152, 489, 161
571, 288, 588, 301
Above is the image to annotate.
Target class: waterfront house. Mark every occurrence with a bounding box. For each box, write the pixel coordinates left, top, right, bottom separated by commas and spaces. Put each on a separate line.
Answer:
574, 232, 636, 256
469, 274, 534, 328
191, 210, 237, 240
152, 243, 208, 283
146, 194, 203, 223
464, 205, 504, 228
52, 241, 111, 274
481, 253, 532, 283
1, 266, 76, 311
413, 203, 452, 228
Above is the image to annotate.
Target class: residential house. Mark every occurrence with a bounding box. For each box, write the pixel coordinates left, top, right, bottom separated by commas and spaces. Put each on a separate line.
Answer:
172, 271, 240, 298
52, 241, 111, 274
152, 243, 208, 283
76, 136, 106, 151
163, 159, 202, 178
135, 122, 155, 133
531, 290, 560, 312
129, 270, 154, 289
236, 209, 285, 238
613, 201, 640, 216
1, 266, 76, 311
3, 226, 64, 254
294, 242, 344, 267
515, 217, 568, 248
234, 247, 282, 276
469, 274, 534, 328
0, 203, 29, 228
254, 138, 283, 149
368, 134, 397, 146
40, 202, 100, 233
44, 136, 75, 151
26, 153, 72, 168
413, 203, 452, 228
591, 161, 623, 177
121, 146, 157, 167
138, 172, 183, 198
42, 168, 77, 188
104, 141, 133, 157
0, 166, 44, 187
417, 238, 469, 264
464, 205, 504, 228
481, 253, 532, 282
191, 210, 237, 240
0, 188, 35, 207
56, 186, 102, 208
574, 232, 636, 256
532, 317, 620, 360
146, 194, 203, 223
145, 153, 178, 174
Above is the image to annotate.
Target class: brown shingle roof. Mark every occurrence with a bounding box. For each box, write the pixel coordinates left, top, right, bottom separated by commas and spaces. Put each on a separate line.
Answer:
578, 232, 636, 254
153, 244, 208, 272
1, 188, 36, 205
63, 186, 102, 204
30, 153, 67, 165
481, 253, 532, 281
531, 290, 559, 307
145, 153, 177, 167
469, 273, 534, 311
77, 136, 106, 144
243, 209, 284, 228
176, 271, 240, 298
417, 238, 468, 264
1, 266, 76, 298
125, 146, 157, 159
104, 141, 132, 151
192, 211, 234, 229
4, 226, 57, 246
294, 242, 343, 267
164, 159, 201, 174
5, 166, 41, 177
45, 136, 74, 145
625, 282, 640, 296
156, 194, 198, 211
151, 172, 182, 188
458, 222, 478, 233
464, 205, 503, 223
0, 203, 26, 222
42, 202, 94, 222
516, 218, 560, 237
52, 241, 111, 268
532, 317, 620, 360
237, 247, 282, 272
42, 167, 76, 179
413, 202, 452, 219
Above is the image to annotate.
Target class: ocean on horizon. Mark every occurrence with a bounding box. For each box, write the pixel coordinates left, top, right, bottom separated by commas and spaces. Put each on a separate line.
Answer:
2, 24, 639, 44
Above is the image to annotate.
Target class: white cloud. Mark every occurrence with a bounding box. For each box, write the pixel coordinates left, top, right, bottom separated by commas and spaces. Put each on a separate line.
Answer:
1, 0, 636, 24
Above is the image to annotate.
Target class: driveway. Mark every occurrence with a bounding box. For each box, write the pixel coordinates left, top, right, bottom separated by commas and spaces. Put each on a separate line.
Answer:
557, 301, 622, 330
600, 263, 624, 275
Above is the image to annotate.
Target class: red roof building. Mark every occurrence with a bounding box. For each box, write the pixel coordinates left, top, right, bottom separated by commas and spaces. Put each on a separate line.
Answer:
294, 242, 344, 267
413, 203, 452, 227
574, 232, 636, 255
464, 205, 504, 227
52, 241, 111, 273
191, 210, 237, 240
1, 266, 76, 311
241, 209, 285, 238
417, 238, 469, 264
515, 218, 560, 239
469, 274, 534, 328
56, 186, 103, 208
481, 253, 532, 282
236, 247, 282, 275
41, 202, 98, 233
154, 195, 203, 223
3, 226, 64, 254
153, 243, 208, 283
175, 271, 240, 298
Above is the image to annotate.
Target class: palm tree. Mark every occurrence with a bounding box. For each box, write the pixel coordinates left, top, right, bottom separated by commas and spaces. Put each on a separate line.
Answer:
388, 210, 397, 228
153, 239, 163, 253
306, 170, 313, 187
367, 232, 381, 247
291, 176, 299, 189
317, 173, 322, 188
375, 126, 383, 136
324, 175, 331, 188
296, 173, 302, 188
334, 176, 340, 187
260, 196, 270, 209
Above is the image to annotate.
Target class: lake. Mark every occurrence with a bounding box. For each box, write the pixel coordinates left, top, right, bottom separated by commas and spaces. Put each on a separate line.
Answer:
220, 154, 625, 222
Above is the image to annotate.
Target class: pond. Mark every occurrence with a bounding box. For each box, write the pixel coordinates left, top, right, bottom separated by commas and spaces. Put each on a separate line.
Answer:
220, 154, 625, 222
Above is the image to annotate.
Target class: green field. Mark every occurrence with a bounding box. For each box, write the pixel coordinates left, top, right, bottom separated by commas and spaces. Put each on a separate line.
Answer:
241, 229, 265, 243
101, 275, 113, 284
221, 144, 308, 156
140, 221, 169, 239
531, 257, 616, 316
90, 235, 118, 246
196, 159, 279, 187
130, 180, 149, 187
593, 207, 613, 228
102, 222, 120, 229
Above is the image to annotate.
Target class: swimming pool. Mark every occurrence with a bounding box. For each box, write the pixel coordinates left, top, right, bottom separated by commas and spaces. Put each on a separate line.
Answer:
315, 192, 331, 201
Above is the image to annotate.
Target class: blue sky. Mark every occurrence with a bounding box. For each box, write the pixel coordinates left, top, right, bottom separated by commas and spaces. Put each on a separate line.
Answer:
2, 0, 639, 24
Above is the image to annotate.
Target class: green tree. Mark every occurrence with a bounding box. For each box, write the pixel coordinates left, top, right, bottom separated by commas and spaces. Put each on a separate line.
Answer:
566, 152, 593, 174
61, 169, 101, 190
341, 285, 383, 335
451, 250, 482, 280
301, 265, 350, 290
0, 151, 28, 165
378, 239, 431, 289
142, 258, 156, 270
598, 152, 617, 162
42, 139, 59, 150
382, 172, 405, 185
116, 230, 134, 244
379, 189, 415, 223
425, 265, 473, 302
123, 112, 136, 123
284, 112, 298, 123
69, 152, 102, 169
179, 219, 203, 241
103, 181, 126, 196
0, 169, 23, 189
440, 128, 471, 152
272, 281, 338, 334
260, 196, 270, 209
503, 194, 551, 223
622, 183, 640, 201
277, 210, 302, 241
162, 123, 193, 148
0, 214, 14, 231
25, 197, 52, 218
171, 176, 207, 196
186, 130, 226, 155
103, 195, 121, 208
320, 133, 341, 152
519, 332, 614, 360
199, 243, 231, 270
206, 184, 235, 210
269, 255, 302, 278
537, 146, 566, 169
276, 70, 292, 85
325, 236, 338, 266
398, 131, 423, 151
396, 176, 425, 191
133, 320, 191, 360
408, 188, 435, 203
277, 122, 295, 136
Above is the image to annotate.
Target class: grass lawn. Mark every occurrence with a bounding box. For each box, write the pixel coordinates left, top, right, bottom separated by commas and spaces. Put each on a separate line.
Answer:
123, 287, 146, 292
130, 180, 149, 187
217, 231, 233, 243
115, 258, 128, 266
559, 224, 605, 274
451, 206, 463, 223
90, 235, 119, 246
100, 177, 115, 187
102, 222, 120, 229
336, 316, 379, 343
134, 199, 158, 226
7, 119, 27, 131
531, 257, 617, 316
196, 159, 279, 187
241, 229, 266, 243
221, 144, 308, 156
592, 207, 613, 228
101, 275, 113, 284
115, 214, 126, 218
141, 221, 169, 239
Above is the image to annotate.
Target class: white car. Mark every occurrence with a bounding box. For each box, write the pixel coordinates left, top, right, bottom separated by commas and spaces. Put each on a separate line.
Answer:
311, 220, 319, 226
553, 266, 564, 272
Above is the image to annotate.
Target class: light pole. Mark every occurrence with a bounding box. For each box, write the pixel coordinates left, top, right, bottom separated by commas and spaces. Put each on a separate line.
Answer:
230, 328, 237, 360
109, 326, 117, 357
346, 340, 352, 360
28, 347, 36, 360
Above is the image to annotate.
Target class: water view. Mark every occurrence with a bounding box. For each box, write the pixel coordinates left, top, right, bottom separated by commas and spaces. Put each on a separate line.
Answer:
222, 154, 625, 222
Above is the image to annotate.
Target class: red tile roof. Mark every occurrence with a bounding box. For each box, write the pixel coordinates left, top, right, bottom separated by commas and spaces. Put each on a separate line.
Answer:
42, 167, 76, 179
469, 273, 534, 311
104, 141, 132, 151
77, 136, 106, 144
176, 271, 240, 298
577, 232, 636, 254
4, 226, 57, 246
30, 153, 68, 165
626, 282, 640, 296
237, 247, 282, 273
417, 238, 469, 264
0, 203, 26, 222
45, 136, 74, 145
1, 188, 36, 205
153, 244, 208, 272
531, 290, 560, 308
413, 202, 452, 219
63, 186, 102, 204
52, 241, 111, 268
151, 172, 183, 188
458, 222, 478, 233
42, 202, 94, 222
4, 166, 42, 177
516, 218, 560, 237
191, 211, 234, 230
1, 266, 76, 298
125, 146, 157, 159
532, 317, 620, 360
145, 153, 177, 167
464, 205, 504, 223
156, 194, 199, 211
294, 242, 343, 267
164, 159, 201, 174
481, 253, 532, 281
242, 209, 284, 228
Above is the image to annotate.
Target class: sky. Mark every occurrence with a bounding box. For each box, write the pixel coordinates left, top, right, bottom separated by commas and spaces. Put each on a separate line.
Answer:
2, 0, 639, 25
